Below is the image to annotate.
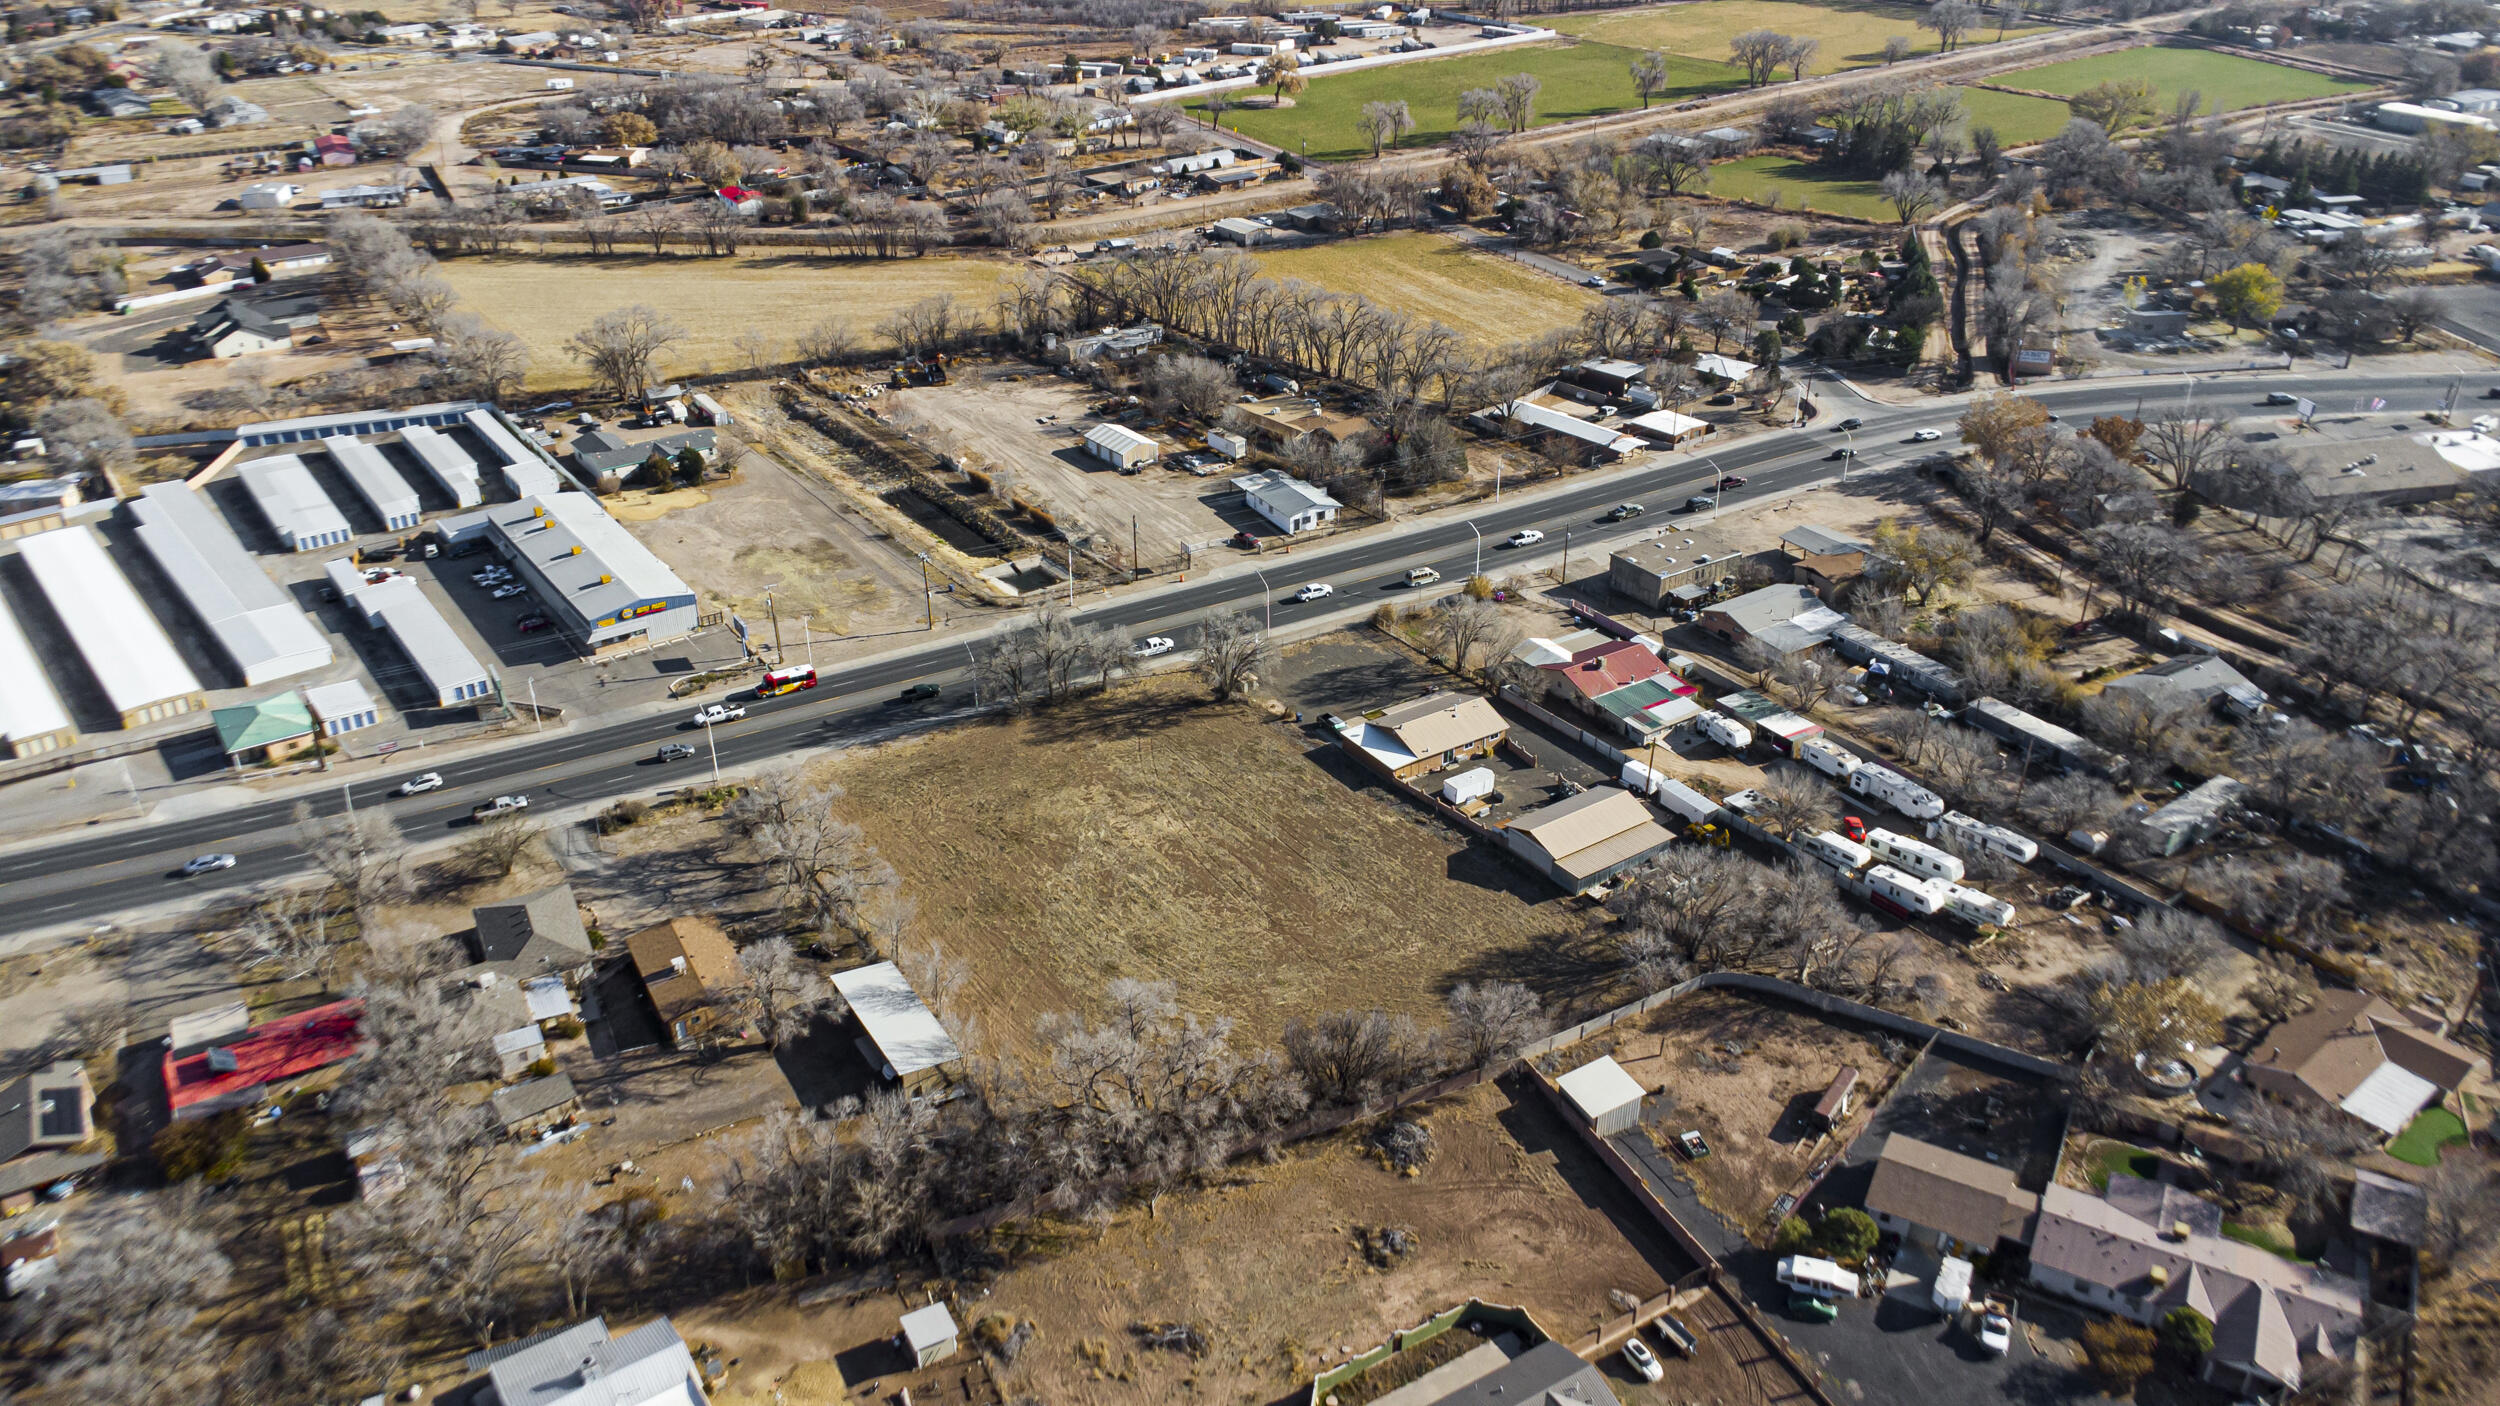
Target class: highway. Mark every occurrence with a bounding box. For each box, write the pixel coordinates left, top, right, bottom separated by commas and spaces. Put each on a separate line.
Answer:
0, 369, 2452, 938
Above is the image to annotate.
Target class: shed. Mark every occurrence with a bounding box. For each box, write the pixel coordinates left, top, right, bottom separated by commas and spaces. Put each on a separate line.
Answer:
1083, 422, 1159, 469
1810, 1065, 1858, 1131
900, 1301, 959, 1367
830, 960, 963, 1097
489, 1072, 579, 1138
1209, 215, 1271, 245
1557, 1055, 1645, 1136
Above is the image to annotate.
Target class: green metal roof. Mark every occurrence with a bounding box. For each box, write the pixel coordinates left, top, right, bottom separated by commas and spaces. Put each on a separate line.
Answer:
213, 693, 313, 753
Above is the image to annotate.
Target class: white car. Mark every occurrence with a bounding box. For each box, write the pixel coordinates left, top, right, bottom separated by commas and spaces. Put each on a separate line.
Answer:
1977, 1310, 2013, 1356
491, 584, 528, 600
1292, 582, 1334, 602
1911, 428, 1943, 442
1621, 1337, 1664, 1383
1132, 636, 1175, 658
1508, 529, 1545, 548
179, 853, 237, 876
397, 772, 444, 796
692, 703, 747, 725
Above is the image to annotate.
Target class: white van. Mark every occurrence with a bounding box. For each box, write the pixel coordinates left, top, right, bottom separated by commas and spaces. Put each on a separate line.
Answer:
1778, 1254, 1858, 1300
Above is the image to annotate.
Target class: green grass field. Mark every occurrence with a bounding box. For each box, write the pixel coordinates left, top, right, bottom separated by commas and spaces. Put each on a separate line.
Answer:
1196, 38, 1747, 161
2000, 45, 2373, 112
1955, 85, 2077, 144
1250, 231, 1600, 343
1551, 0, 2051, 76
1707, 153, 1895, 220
2084, 1140, 2160, 1191
2387, 1106, 2468, 1167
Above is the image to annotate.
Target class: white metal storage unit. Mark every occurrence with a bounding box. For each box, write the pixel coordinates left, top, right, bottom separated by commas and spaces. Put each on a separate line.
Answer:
341, 577, 493, 708
237, 454, 353, 551
321, 434, 422, 530
0, 600, 74, 757
16, 525, 206, 728
302, 678, 380, 735
131, 482, 334, 686
1557, 1055, 1646, 1137
398, 425, 484, 508
462, 408, 561, 498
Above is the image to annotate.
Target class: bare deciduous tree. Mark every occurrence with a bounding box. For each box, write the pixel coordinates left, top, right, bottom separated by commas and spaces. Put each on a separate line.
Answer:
726, 937, 829, 1049
31, 1185, 232, 1404
1192, 610, 1269, 702
565, 304, 687, 400
1283, 1009, 1429, 1106
1443, 980, 1545, 1068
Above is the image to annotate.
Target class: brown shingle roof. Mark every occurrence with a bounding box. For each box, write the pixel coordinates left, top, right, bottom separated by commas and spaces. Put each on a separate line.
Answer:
626, 917, 739, 1024
2244, 990, 2487, 1107
1863, 1134, 2037, 1246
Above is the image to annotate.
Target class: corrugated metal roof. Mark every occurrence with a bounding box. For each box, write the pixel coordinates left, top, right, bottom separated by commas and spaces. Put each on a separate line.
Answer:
497, 494, 696, 629
238, 454, 352, 545
831, 961, 961, 1078
320, 434, 421, 522
131, 482, 333, 685
16, 524, 203, 714
398, 424, 483, 507
350, 577, 490, 703
0, 590, 71, 746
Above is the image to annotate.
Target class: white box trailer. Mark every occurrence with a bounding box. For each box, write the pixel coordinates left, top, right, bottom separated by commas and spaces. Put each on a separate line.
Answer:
1864, 864, 1950, 917
1941, 883, 2017, 928
1848, 762, 1944, 821
1932, 1256, 1974, 1315
1697, 713, 1751, 750
1865, 827, 1965, 883
1798, 830, 1872, 873
1621, 758, 1662, 795
1930, 810, 2038, 864
1441, 766, 1496, 806
1798, 736, 1861, 781
1652, 777, 1722, 827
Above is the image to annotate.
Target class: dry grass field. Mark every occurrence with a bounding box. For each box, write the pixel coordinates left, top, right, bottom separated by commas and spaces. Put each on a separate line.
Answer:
817, 678, 1594, 1061
435, 254, 1011, 390
1252, 232, 1601, 345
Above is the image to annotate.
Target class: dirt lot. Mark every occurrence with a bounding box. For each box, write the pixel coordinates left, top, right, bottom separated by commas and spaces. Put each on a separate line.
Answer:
437, 253, 1012, 391
812, 678, 1594, 1060
679, 1073, 1690, 1406
1596, 990, 1906, 1230
886, 365, 1270, 565
605, 444, 933, 642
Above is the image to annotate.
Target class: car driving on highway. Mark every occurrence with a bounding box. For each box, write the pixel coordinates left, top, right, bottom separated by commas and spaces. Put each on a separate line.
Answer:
1605, 503, 1644, 521
1507, 529, 1544, 548
658, 743, 697, 762
1132, 636, 1175, 658
397, 772, 443, 796
691, 703, 747, 725
179, 854, 237, 876
1292, 582, 1334, 602
1910, 428, 1943, 442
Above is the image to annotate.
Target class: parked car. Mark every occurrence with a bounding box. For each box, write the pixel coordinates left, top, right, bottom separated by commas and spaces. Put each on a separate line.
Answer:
1292, 582, 1334, 602
515, 614, 551, 632
1789, 1293, 1839, 1322
657, 743, 697, 761
1230, 530, 1261, 550
1707, 393, 1736, 406
180, 853, 237, 876
1977, 1308, 2013, 1355
1507, 529, 1545, 547
1604, 503, 1644, 521
491, 583, 528, 600
690, 703, 747, 725
1910, 428, 1943, 442
1621, 1338, 1663, 1383
396, 772, 443, 796
1132, 635, 1175, 658
1649, 1314, 1698, 1357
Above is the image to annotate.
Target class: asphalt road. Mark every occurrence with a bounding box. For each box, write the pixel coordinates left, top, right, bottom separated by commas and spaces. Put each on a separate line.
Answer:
0, 370, 2445, 937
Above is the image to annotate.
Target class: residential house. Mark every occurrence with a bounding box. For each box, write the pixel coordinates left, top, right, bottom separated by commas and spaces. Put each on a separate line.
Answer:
1566, 357, 1647, 398
2138, 775, 2243, 857
311, 132, 355, 166
1826, 622, 1962, 704
176, 242, 330, 285
205, 94, 269, 127
1500, 787, 1674, 895
1234, 468, 1341, 534
1339, 691, 1508, 782
88, 86, 153, 118
1697, 583, 1844, 656
2029, 1174, 2364, 1398
1621, 408, 1711, 446
468, 886, 596, 988
1419, 1340, 1621, 1406
0, 1062, 92, 1167
236, 181, 301, 211
2103, 655, 2267, 719
714, 184, 763, 215
466, 1315, 710, 1406
1862, 1133, 2040, 1256
1468, 398, 1644, 463
626, 916, 740, 1046
318, 183, 407, 209
2237, 989, 2488, 1138
1692, 353, 1755, 383
1234, 402, 1371, 449
831, 961, 963, 1098
161, 998, 366, 1120
2347, 1168, 2427, 1251
187, 291, 324, 359
211, 693, 318, 766
1280, 202, 1339, 231
490, 1072, 579, 1138
1608, 532, 1740, 611
1536, 639, 1700, 741
570, 426, 714, 489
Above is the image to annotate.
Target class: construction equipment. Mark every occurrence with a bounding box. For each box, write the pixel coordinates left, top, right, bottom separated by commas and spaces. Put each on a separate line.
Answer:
1683, 822, 1732, 848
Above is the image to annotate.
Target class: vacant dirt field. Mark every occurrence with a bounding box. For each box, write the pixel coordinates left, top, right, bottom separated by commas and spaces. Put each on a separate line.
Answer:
1599, 991, 1905, 1229
887, 366, 1263, 563
1253, 232, 1603, 345
682, 1075, 1688, 1406
816, 679, 1594, 1060
437, 254, 1011, 391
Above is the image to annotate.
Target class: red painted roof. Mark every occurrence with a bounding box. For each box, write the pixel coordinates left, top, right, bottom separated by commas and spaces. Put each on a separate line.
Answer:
716, 185, 755, 202
163, 998, 366, 1114
1543, 640, 1669, 702
313, 134, 352, 152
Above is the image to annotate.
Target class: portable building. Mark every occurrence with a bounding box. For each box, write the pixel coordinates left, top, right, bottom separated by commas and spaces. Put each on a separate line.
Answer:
1865, 827, 1964, 883
1960, 696, 2115, 775
1932, 1256, 1974, 1314
1797, 736, 1861, 780
1651, 776, 1722, 827
2139, 776, 2242, 856
1083, 422, 1159, 470
900, 1303, 960, 1369
397, 424, 483, 508
1440, 766, 1496, 806
0, 601, 73, 757
1849, 762, 1945, 821
1941, 883, 2017, 928
1931, 811, 2037, 863
1798, 830, 1873, 873
16, 525, 206, 728
1207, 429, 1248, 459
238, 454, 353, 551
1810, 1065, 1857, 1131
130, 482, 334, 685
320, 434, 422, 530
1863, 864, 1950, 917
690, 392, 731, 427
1828, 623, 1961, 703
1557, 1055, 1646, 1136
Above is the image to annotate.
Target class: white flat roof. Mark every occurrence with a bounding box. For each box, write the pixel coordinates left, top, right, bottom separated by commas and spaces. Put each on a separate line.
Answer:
2340, 1061, 2439, 1137
1558, 1055, 1645, 1121
463, 409, 561, 498
16, 524, 203, 713
1625, 408, 1707, 438
830, 960, 961, 1077
238, 454, 351, 545
302, 677, 376, 720
354, 577, 490, 702
320, 434, 421, 521
0, 594, 71, 744
397, 425, 482, 508
899, 1302, 957, 1352
131, 483, 333, 685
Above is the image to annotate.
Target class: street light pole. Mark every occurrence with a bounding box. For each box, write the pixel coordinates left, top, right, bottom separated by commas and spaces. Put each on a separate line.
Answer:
1466, 521, 1482, 579
1841, 427, 1853, 478
1253, 567, 1273, 635
765, 590, 782, 659
706, 718, 720, 786
1558, 530, 1570, 589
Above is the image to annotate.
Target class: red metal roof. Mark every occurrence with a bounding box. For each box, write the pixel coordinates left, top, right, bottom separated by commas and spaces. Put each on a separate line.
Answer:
313, 134, 352, 152
162, 998, 366, 1115
1543, 640, 1669, 702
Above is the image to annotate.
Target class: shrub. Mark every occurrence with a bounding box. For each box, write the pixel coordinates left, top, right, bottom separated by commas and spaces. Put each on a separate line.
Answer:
157, 1110, 250, 1182
527, 1056, 559, 1078
2158, 1306, 2213, 1363
1463, 574, 1495, 600
544, 1015, 585, 1040
1766, 220, 1810, 250
1818, 1207, 1879, 1262
2081, 1319, 2157, 1393
1773, 1215, 1817, 1254
1639, 228, 1663, 248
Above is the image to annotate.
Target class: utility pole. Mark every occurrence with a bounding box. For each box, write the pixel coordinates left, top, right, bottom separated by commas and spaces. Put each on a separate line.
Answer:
915, 551, 934, 629
1254, 566, 1273, 635
528, 679, 541, 732
707, 717, 721, 786
765, 590, 783, 659
1132, 516, 1139, 584
1558, 530, 1570, 588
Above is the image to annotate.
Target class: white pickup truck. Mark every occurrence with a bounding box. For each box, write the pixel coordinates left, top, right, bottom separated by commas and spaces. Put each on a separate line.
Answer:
691, 703, 747, 726
471, 794, 529, 821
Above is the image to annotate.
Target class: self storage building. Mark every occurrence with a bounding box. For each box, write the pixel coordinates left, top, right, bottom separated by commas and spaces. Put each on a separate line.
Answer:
16, 525, 206, 728
131, 482, 334, 686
